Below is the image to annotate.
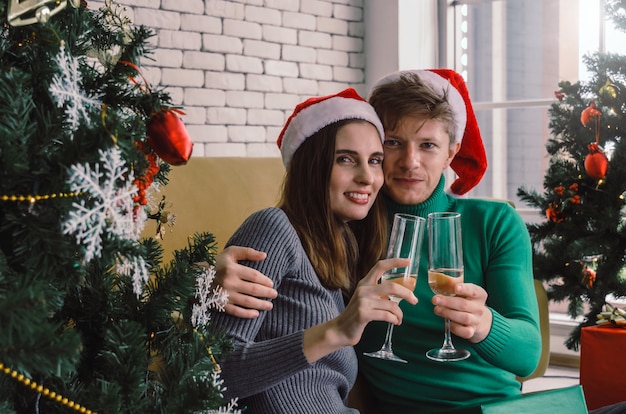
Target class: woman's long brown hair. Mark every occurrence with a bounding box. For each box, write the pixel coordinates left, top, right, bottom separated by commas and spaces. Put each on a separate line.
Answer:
279, 119, 387, 295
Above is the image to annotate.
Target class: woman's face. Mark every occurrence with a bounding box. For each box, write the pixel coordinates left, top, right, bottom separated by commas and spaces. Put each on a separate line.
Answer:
329, 121, 384, 223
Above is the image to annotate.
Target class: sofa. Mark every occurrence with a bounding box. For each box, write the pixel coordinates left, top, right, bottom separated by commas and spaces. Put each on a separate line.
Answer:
142, 157, 286, 259
142, 157, 550, 412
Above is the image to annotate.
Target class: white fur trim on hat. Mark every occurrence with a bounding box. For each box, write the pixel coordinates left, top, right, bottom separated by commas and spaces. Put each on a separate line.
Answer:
277, 88, 385, 167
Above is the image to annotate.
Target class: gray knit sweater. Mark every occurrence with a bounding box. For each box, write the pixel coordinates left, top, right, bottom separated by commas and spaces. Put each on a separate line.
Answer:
211, 207, 359, 414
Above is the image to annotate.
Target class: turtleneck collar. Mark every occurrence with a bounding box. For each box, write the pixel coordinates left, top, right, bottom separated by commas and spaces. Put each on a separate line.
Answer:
383, 174, 456, 219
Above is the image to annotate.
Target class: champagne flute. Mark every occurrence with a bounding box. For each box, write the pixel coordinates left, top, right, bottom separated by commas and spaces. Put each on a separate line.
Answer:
426, 212, 470, 362
364, 213, 425, 363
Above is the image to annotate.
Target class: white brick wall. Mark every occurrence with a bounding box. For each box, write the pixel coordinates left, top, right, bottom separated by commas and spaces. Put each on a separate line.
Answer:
115, 0, 367, 158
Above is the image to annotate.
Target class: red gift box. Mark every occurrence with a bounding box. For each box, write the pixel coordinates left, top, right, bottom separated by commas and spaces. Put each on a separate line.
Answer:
580, 325, 626, 410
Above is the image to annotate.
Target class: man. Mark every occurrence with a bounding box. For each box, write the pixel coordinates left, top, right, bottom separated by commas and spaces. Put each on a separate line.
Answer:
214, 69, 541, 413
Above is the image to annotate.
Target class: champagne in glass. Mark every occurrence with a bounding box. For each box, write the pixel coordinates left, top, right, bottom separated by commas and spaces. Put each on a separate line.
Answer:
425, 212, 470, 362
385, 271, 418, 298
428, 268, 463, 296
364, 213, 424, 363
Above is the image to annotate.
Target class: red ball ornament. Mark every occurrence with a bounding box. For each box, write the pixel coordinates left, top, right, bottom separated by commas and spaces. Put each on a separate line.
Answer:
147, 108, 193, 165
580, 101, 601, 127
584, 143, 608, 179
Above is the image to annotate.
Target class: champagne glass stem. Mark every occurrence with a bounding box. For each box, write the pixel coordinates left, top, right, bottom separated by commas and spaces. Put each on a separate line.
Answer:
426, 316, 470, 361
379, 322, 395, 353
441, 318, 455, 351
363, 315, 407, 363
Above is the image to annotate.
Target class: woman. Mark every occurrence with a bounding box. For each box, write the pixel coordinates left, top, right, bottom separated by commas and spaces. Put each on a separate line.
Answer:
210, 88, 418, 414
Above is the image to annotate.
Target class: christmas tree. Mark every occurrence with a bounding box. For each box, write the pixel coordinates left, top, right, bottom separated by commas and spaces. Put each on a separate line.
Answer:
518, 0, 626, 350
0, 1, 237, 412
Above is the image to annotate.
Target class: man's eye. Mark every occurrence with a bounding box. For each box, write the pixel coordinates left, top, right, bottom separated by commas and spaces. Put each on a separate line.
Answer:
384, 139, 400, 147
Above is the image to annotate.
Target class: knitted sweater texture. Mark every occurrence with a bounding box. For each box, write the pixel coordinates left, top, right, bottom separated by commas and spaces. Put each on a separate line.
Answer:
211, 208, 358, 414
355, 176, 541, 413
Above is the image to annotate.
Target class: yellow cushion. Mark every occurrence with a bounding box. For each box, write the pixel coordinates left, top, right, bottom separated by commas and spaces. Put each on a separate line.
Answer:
142, 157, 285, 259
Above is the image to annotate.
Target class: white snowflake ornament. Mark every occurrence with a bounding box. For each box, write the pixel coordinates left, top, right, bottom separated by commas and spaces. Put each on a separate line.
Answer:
62, 147, 143, 262
49, 44, 102, 133
191, 264, 229, 327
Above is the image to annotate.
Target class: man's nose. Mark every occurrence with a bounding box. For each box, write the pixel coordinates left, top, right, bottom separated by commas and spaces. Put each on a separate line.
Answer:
399, 145, 420, 169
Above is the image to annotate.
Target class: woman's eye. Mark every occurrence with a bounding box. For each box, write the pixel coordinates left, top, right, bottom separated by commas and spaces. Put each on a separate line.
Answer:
369, 157, 383, 165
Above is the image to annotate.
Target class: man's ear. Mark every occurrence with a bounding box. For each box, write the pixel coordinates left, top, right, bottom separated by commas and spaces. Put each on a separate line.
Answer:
445, 141, 462, 168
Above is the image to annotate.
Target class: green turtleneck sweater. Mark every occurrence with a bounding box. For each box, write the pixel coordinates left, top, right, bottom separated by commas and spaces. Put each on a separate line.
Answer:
355, 176, 541, 413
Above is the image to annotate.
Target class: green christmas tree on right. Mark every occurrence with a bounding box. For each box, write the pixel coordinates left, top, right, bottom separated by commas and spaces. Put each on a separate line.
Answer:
518, 0, 626, 351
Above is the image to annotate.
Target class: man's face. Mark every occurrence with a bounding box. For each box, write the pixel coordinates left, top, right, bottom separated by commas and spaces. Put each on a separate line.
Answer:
382, 115, 460, 205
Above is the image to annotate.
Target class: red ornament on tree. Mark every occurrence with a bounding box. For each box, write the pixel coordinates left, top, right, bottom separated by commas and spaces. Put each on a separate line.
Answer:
580, 101, 601, 127
554, 90, 565, 102
546, 202, 565, 223
147, 108, 193, 166
119, 61, 193, 165
133, 141, 160, 210
584, 143, 608, 179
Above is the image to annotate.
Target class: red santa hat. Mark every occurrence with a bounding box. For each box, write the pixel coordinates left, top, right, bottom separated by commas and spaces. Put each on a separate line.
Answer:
370, 69, 487, 195
277, 88, 385, 167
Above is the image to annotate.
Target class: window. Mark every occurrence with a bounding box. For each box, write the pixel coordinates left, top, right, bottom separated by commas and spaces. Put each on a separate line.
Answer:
443, 0, 626, 221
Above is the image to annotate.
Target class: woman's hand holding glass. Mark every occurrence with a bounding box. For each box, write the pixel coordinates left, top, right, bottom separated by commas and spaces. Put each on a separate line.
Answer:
303, 257, 417, 364
336, 257, 418, 344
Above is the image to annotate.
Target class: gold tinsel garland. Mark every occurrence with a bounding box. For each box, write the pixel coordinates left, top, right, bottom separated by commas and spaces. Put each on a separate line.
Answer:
0, 192, 81, 203
0, 362, 96, 413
